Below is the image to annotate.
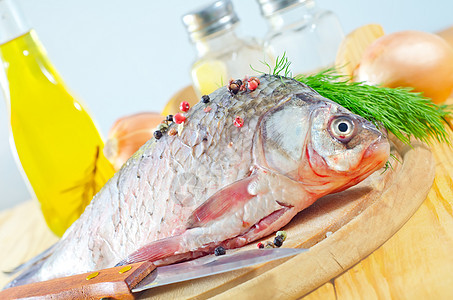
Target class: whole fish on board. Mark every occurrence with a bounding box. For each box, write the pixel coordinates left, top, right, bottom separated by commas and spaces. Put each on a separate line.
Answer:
5, 74, 390, 288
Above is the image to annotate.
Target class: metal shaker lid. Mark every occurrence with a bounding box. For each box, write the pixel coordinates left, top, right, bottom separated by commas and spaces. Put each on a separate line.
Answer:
182, 0, 239, 41
256, 0, 310, 17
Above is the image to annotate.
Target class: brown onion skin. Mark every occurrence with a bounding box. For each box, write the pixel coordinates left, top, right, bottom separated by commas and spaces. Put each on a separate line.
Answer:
104, 112, 163, 170
354, 30, 453, 104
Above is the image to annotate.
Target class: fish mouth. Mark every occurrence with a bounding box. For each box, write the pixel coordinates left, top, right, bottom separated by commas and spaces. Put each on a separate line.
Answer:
328, 137, 390, 194
362, 136, 391, 172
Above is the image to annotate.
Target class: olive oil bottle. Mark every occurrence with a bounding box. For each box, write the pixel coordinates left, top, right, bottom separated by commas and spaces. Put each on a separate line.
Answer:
0, 0, 114, 236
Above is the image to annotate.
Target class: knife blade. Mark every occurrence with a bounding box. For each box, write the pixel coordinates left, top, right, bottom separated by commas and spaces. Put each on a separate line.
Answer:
0, 248, 306, 299
133, 247, 306, 292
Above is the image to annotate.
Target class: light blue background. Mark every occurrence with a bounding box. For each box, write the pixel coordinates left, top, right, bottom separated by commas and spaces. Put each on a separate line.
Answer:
0, 0, 452, 210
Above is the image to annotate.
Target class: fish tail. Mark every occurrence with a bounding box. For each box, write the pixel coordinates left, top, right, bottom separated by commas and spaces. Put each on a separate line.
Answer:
3, 259, 45, 290
2, 244, 56, 290
116, 235, 183, 266
3, 244, 56, 276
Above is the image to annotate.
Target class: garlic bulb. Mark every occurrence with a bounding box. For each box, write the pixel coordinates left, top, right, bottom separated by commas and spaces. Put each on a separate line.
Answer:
104, 112, 163, 170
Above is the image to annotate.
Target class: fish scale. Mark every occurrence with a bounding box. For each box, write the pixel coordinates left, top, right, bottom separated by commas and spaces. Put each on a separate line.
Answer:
5, 75, 390, 288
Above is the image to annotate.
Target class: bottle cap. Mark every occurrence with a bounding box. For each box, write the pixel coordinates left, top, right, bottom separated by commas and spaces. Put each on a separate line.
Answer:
182, 0, 239, 41
256, 0, 310, 17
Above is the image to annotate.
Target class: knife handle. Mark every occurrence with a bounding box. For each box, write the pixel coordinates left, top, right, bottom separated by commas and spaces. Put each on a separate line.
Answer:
0, 261, 156, 300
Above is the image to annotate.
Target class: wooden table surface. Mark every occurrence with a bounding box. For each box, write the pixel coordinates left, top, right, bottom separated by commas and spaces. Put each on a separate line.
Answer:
0, 103, 452, 299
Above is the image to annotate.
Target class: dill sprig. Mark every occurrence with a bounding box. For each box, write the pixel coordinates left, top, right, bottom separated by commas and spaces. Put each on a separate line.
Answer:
381, 153, 401, 174
295, 69, 451, 144
251, 51, 293, 77
272, 53, 292, 77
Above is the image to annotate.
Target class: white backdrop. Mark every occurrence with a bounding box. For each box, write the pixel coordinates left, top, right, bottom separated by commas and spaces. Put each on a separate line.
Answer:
1, 0, 452, 210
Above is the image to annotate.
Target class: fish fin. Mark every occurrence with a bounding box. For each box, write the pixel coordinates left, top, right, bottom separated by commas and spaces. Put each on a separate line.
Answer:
222, 206, 297, 249
3, 243, 56, 275
186, 175, 257, 229
115, 235, 183, 266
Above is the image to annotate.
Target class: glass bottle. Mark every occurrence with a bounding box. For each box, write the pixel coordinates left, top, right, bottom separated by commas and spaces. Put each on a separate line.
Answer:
257, 0, 344, 75
182, 0, 269, 98
0, 0, 115, 236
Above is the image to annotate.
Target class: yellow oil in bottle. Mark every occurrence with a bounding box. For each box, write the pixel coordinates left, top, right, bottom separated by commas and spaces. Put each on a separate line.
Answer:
191, 59, 228, 97
1, 30, 114, 236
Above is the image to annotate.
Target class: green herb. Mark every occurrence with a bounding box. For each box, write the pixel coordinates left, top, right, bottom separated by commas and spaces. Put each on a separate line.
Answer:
251, 51, 292, 78
381, 154, 401, 174
262, 54, 451, 145
272, 53, 292, 77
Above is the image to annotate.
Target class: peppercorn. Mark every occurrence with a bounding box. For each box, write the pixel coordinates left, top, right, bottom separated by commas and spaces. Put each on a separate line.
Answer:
168, 128, 178, 136
153, 130, 163, 140
276, 231, 287, 241
166, 115, 173, 122
228, 79, 243, 95
249, 76, 260, 84
273, 235, 284, 247
174, 113, 186, 124
214, 246, 226, 256
158, 123, 168, 132
201, 95, 210, 103
179, 101, 190, 112
265, 241, 275, 248
248, 80, 259, 91
233, 116, 244, 128
229, 83, 239, 94
257, 242, 264, 249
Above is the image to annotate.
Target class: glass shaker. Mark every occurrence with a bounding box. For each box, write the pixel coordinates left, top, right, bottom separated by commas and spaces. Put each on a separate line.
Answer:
257, 0, 344, 75
182, 0, 268, 98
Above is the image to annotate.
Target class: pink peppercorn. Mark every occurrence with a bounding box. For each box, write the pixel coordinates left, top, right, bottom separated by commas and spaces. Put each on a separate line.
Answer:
174, 113, 186, 124
248, 80, 259, 91
179, 101, 190, 112
233, 116, 244, 128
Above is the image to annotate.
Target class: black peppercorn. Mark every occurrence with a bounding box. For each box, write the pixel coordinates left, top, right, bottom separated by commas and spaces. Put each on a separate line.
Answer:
166, 115, 173, 122
228, 79, 243, 95
229, 83, 239, 94
273, 235, 284, 247
201, 95, 210, 103
214, 246, 226, 256
154, 130, 163, 140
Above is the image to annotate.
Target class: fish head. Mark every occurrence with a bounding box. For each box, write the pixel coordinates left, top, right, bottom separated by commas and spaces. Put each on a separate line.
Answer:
306, 95, 391, 193
256, 91, 390, 196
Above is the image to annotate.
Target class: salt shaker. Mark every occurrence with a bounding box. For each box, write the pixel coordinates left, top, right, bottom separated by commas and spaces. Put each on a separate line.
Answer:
257, 0, 344, 74
182, 0, 267, 97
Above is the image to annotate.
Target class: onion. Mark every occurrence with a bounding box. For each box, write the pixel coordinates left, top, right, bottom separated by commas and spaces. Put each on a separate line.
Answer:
354, 30, 453, 104
104, 112, 163, 170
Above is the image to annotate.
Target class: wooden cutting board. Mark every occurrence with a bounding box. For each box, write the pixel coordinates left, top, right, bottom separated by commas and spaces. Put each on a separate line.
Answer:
0, 133, 435, 299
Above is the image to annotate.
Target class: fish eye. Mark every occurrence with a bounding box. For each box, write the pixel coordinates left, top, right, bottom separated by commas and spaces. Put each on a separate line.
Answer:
329, 116, 356, 143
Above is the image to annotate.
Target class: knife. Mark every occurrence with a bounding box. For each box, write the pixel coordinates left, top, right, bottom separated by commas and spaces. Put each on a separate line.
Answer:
0, 248, 306, 299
